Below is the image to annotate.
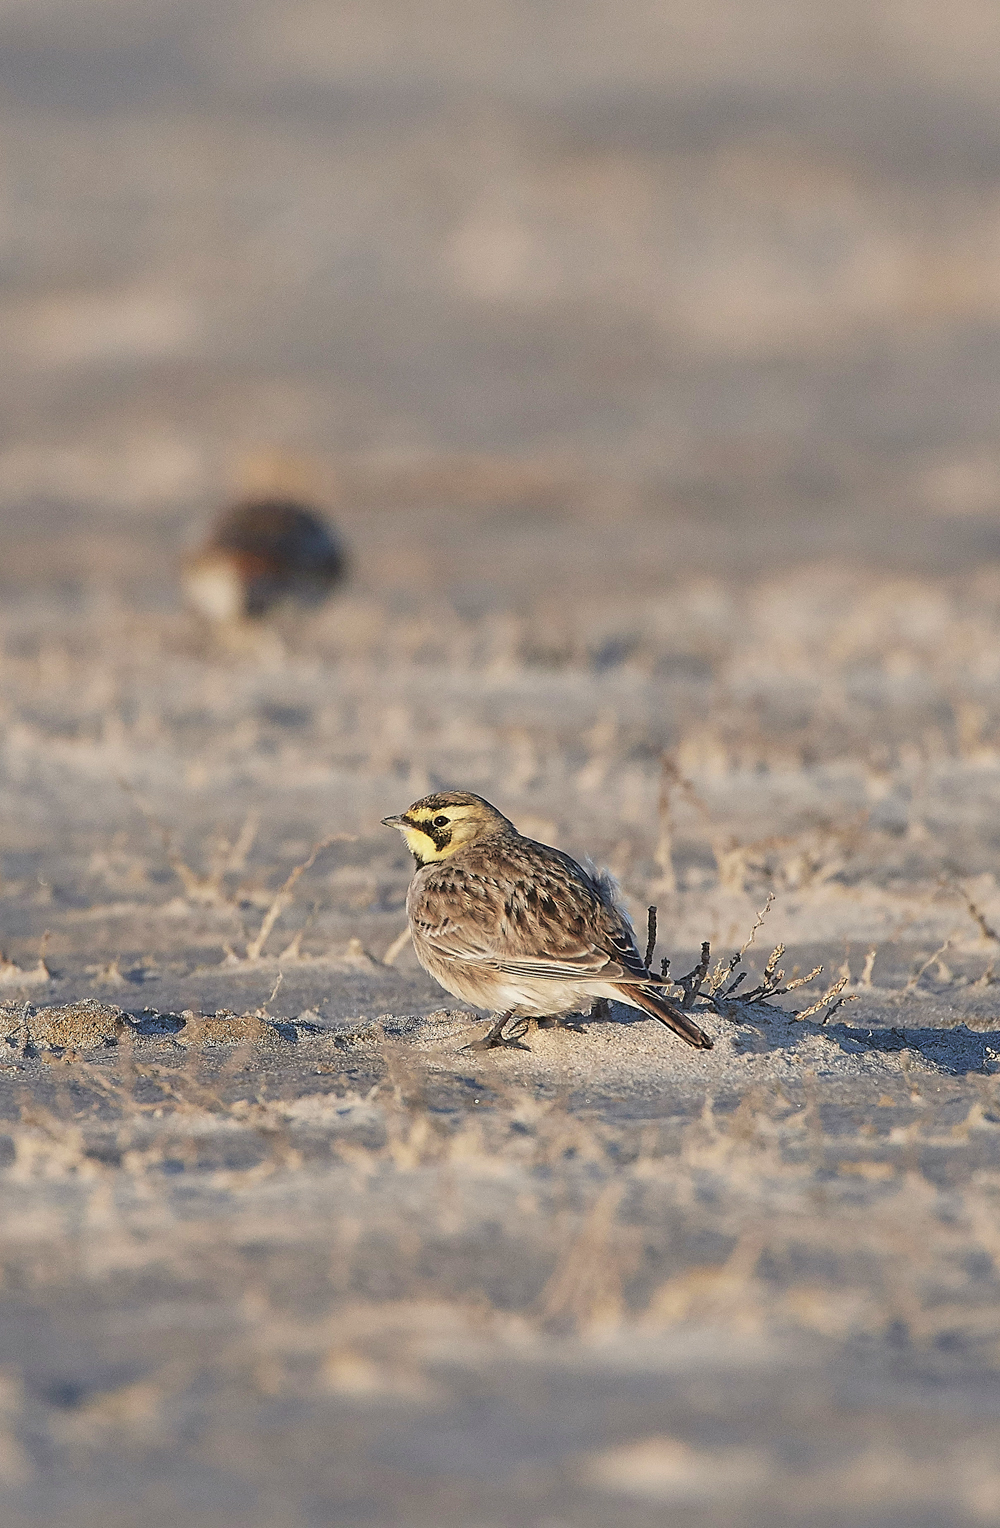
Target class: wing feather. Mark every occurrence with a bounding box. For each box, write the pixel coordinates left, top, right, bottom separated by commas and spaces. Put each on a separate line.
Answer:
408, 835, 651, 983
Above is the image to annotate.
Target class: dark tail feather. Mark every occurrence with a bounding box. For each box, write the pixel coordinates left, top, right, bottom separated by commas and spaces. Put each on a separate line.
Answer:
614, 984, 714, 1049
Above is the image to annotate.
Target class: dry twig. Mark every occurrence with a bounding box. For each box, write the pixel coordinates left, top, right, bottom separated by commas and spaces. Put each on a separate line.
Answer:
643, 906, 657, 971
945, 876, 1000, 945
382, 926, 413, 967
245, 835, 346, 961
902, 938, 955, 995
660, 919, 847, 1027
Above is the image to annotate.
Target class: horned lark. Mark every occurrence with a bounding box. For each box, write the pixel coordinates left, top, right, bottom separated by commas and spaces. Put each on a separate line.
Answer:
382, 791, 713, 1050
183, 499, 346, 624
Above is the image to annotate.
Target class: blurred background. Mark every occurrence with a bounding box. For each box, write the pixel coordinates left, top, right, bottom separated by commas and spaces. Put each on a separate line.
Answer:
4, 0, 1000, 601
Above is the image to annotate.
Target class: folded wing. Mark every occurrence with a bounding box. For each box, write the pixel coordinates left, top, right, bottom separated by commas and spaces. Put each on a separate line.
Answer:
410, 842, 654, 985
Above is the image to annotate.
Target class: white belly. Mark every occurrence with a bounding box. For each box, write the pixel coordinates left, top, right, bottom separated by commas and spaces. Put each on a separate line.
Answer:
413, 940, 603, 1018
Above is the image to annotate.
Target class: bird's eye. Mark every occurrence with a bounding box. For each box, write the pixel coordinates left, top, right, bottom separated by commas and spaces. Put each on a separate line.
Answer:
432, 815, 449, 827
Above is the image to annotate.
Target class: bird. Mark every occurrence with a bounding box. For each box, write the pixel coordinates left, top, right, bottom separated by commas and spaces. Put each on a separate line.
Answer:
382, 790, 713, 1051
182, 498, 346, 624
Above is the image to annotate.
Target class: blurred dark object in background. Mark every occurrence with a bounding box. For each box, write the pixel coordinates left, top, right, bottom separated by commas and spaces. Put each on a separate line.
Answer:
183, 499, 346, 623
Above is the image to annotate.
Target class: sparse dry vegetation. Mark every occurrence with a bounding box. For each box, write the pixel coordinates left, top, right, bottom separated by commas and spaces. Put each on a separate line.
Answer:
6, 552, 1000, 1526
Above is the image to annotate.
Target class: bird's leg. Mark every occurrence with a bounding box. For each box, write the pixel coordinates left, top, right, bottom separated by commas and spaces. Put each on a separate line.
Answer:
465, 1011, 530, 1051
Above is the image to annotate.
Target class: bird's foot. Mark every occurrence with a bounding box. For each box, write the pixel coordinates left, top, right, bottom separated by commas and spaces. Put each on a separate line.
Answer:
536, 1015, 587, 1034
464, 1012, 531, 1051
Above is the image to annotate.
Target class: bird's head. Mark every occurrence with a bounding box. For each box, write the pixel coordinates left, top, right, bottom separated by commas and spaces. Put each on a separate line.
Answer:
381, 791, 515, 865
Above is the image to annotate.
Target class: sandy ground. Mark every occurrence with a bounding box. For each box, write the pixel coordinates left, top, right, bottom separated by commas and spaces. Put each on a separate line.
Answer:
5, 2, 1000, 1524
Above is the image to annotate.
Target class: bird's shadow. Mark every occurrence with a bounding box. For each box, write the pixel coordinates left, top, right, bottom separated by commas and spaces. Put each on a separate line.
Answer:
600, 1002, 1000, 1076
719, 1008, 999, 1076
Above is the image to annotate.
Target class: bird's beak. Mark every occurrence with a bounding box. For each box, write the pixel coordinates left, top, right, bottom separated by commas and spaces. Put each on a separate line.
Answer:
381, 814, 406, 829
